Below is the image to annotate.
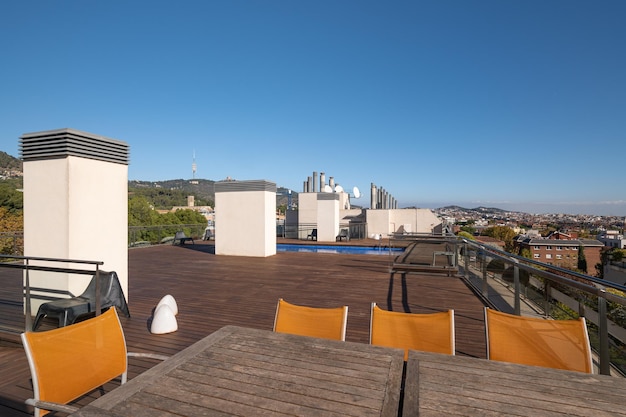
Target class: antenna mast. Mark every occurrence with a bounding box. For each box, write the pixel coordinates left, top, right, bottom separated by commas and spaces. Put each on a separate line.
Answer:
192, 150, 197, 179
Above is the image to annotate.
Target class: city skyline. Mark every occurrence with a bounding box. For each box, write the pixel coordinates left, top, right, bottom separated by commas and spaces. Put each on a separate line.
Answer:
1, 1, 624, 216
2, 144, 623, 218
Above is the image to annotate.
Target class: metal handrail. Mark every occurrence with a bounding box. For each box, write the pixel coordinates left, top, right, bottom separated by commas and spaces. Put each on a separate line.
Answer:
459, 238, 626, 376
0, 254, 103, 332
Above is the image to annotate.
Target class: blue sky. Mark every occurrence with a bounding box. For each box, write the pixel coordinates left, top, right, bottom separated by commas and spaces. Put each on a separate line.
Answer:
1, 1, 625, 216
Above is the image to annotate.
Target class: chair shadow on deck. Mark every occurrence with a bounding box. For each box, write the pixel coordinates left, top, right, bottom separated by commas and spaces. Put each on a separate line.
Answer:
173, 241, 216, 254
385, 273, 452, 313
385, 258, 487, 358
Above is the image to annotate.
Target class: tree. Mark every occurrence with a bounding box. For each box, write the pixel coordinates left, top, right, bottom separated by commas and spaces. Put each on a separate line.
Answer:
0, 182, 23, 213
172, 208, 207, 224
606, 288, 626, 328
520, 248, 532, 259
128, 186, 213, 210
483, 225, 517, 252
595, 262, 603, 278
577, 244, 587, 273
596, 248, 626, 278
456, 231, 474, 240
0, 206, 23, 255
460, 225, 476, 235
128, 195, 158, 226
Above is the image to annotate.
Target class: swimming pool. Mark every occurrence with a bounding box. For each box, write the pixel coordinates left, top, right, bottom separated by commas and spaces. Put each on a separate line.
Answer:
277, 244, 403, 255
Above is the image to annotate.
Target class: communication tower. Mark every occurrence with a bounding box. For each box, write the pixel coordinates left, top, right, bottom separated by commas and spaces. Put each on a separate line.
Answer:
192, 150, 197, 179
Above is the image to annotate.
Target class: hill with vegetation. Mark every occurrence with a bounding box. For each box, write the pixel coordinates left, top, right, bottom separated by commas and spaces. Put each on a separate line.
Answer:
129, 179, 216, 209
0, 151, 21, 170
439, 205, 521, 215
0, 151, 23, 183
0, 148, 297, 211
130, 179, 296, 210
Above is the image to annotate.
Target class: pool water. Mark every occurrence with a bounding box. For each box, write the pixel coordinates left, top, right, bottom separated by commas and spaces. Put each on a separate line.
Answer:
277, 244, 403, 255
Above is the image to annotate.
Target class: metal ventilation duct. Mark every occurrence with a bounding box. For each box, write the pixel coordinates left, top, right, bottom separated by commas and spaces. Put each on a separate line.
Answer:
20, 128, 129, 165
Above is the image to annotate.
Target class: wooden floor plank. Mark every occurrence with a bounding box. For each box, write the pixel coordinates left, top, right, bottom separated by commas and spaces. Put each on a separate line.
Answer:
0, 240, 487, 416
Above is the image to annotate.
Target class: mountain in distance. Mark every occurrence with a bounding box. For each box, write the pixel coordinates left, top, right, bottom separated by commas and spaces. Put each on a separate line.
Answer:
130, 178, 296, 208
0, 148, 295, 208
1, 151, 600, 216
0, 154, 517, 214
0, 151, 22, 170
437, 205, 523, 215
0, 152, 516, 213
0, 151, 22, 176
130, 179, 216, 203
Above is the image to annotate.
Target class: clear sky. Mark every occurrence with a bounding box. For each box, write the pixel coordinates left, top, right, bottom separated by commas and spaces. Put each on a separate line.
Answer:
1, 1, 624, 216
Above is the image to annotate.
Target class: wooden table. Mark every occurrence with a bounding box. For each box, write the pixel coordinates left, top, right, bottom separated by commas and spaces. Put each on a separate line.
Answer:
74, 325, 405, 417
403, 350, 626, 416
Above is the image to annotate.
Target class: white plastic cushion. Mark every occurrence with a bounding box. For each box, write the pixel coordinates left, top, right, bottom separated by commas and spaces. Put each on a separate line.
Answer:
151, 305, 178, 334
156, 294, 178, 315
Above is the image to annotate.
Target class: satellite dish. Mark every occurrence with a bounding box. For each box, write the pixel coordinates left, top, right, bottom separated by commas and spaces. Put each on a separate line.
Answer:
323, 185, 332, 193
334, 185, 344, 193
353, 186, 361, 199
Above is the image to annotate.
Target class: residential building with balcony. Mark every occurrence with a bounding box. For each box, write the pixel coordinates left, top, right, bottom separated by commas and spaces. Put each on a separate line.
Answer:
597, 230, 626, 249
515, 231, 603, 271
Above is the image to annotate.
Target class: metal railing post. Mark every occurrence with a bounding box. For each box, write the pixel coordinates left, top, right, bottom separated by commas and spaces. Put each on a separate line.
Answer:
464, 241, 469, 279
95, 266, 101, 317
482, 252, 488, 299
455, 237, 626, 375
24, 258, 32, 331
544, 281, 551, 318
513, 260, 521, 315
598, 294, 610, 375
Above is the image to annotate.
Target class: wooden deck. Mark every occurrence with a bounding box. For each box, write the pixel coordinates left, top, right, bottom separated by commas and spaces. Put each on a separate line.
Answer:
0, 239, 488, 416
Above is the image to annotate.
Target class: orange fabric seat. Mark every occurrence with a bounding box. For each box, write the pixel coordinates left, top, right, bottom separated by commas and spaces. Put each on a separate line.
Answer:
370, 303, 455, 360
484, 308, 593, 373
21, 308, 168, 416
273, 298, 348, 341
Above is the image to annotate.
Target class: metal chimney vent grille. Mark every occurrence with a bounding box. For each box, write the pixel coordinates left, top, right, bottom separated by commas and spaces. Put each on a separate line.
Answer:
20, 128, 129, 165
215, 180, 276, 193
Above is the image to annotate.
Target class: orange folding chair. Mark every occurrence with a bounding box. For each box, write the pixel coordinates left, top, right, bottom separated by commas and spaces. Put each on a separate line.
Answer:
273, 298, 348, 341
21, 308, 168, 416
484, 308, 593, 373
370, 303, 455, 360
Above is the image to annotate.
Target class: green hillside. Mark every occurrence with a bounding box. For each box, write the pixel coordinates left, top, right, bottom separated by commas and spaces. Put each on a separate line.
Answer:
1, 151, 297, 209
0, 151, 21, 170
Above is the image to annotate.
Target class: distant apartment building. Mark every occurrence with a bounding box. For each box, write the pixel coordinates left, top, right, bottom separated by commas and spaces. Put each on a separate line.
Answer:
596, 230, 626, 249
515, 231, 603, 271
596, 230, 626, 285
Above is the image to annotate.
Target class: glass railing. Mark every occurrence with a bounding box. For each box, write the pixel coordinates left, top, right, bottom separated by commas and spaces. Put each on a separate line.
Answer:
457, 238, 626, 376
0, 254, 103, 333
278, 221, 369, 241
128, 224, 207, 247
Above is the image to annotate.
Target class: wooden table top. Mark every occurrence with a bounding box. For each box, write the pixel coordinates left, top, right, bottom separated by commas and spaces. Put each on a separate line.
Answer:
76, 325, 405, 417
403, 350, 626, 417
